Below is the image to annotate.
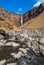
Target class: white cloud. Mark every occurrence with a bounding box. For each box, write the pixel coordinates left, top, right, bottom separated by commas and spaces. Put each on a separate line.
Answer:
34, 1, 41, 7
18, 8, 22, 12
33, 0, 44, 7
39, 0, 44, 3
17, 12, 20, 14
17, 8, 22, 14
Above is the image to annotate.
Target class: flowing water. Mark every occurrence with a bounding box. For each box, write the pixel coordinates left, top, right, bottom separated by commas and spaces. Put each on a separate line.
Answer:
20, 15, 23, 25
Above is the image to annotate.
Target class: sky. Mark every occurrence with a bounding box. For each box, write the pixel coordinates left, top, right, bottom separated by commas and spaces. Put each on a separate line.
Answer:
0, 0, 44, 14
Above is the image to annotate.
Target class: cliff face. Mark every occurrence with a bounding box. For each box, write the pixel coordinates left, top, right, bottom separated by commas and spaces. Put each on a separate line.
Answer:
0, 3, 44, 30
20, 11, 44, 29
23, 3, 44, 23
0, 7, 21, 26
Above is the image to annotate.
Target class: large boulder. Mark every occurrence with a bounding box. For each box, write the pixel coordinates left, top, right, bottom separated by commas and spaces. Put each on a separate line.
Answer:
5, 42, 20, 47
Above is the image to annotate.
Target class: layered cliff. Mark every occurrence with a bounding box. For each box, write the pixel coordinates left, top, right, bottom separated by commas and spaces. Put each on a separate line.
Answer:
23, 3, 44, 23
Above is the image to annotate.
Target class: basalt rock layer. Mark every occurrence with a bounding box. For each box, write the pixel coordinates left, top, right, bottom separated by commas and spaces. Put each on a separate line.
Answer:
23, 3, 44, 23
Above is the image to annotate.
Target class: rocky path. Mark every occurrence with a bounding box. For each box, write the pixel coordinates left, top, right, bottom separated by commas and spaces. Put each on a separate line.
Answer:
0, 28, 44, 65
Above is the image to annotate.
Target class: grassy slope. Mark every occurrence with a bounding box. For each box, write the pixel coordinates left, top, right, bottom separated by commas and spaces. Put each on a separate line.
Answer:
20, 11, 44, 30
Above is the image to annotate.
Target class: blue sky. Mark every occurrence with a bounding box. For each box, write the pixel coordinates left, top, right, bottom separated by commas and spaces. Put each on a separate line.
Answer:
0, 0, 44, 14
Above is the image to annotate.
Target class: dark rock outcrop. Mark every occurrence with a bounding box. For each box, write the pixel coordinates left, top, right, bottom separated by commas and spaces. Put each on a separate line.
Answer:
23, 3, 44, 23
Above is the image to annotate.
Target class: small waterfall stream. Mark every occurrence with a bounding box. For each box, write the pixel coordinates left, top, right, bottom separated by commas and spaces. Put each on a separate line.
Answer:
20, 15, 23, 25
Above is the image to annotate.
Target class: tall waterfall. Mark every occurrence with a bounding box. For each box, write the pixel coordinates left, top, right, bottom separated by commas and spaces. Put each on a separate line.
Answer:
20, 15, 23, 25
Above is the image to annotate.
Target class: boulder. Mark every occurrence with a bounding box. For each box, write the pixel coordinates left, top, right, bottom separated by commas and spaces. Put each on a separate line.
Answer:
26, 42, 31, 48
28, 37, 35, 42
20, 33, 24, 37
19, 48, 27, 54
24, 34, 28, 38
5, 42, 20, 47
5, 42, 13, 46
19, 37, 25, 42
12, 42, 20, 47
0, 60, 6, 65
25, 48, 29, 51
0, 39, 6, 46
0, 35, 4, 39
40, 38, 44, 46
31, 40, 39, 53
40, 45, 44, 55
8, 37, 15, 41
0, 29, 5, 37
7, 63, 17, 65
11, 51, 22, 59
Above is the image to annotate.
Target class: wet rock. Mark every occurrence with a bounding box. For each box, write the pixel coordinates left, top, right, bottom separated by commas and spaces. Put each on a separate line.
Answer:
17, 57, 27, 65
24, 34, 28, 38
5, 42, 13, 46
5, 42, 20, 47
20, 34, 24, 37
0, 29, 9, 39
26, 42, 31, 48
11, 51, 22, 59
12, 42, 20, 48
0, 34, 4, 39
40, 45, 44, 55
19, 48, 27, 54
28, 37, 35, 42
19, 38, 25, 42
0, 60, 6, 65
0, 29, 5, 37
7, 63, 17, 65
31, 40, 39, 54
0, 39, 6, 46
8, 37, 15, 41
40, 38, 44, 46
25, 48, 29, 51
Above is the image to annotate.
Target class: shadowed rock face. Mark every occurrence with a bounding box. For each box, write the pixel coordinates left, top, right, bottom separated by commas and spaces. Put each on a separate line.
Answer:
23, 3, 44, 23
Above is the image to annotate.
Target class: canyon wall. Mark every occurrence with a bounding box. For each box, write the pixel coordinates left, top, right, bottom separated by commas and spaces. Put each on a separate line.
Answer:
23, 3, 44, 23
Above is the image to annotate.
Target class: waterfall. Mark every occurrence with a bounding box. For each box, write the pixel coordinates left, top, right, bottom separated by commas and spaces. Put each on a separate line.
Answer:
20, 15, 23, 25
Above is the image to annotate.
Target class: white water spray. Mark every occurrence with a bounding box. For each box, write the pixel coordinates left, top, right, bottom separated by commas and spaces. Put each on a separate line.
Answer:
20, 15, 23, 25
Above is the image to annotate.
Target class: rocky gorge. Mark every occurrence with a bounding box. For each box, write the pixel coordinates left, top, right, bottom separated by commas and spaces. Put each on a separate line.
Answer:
0, 2, 44, 65
0, 3, 44, 27
0, 27, 44, 65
